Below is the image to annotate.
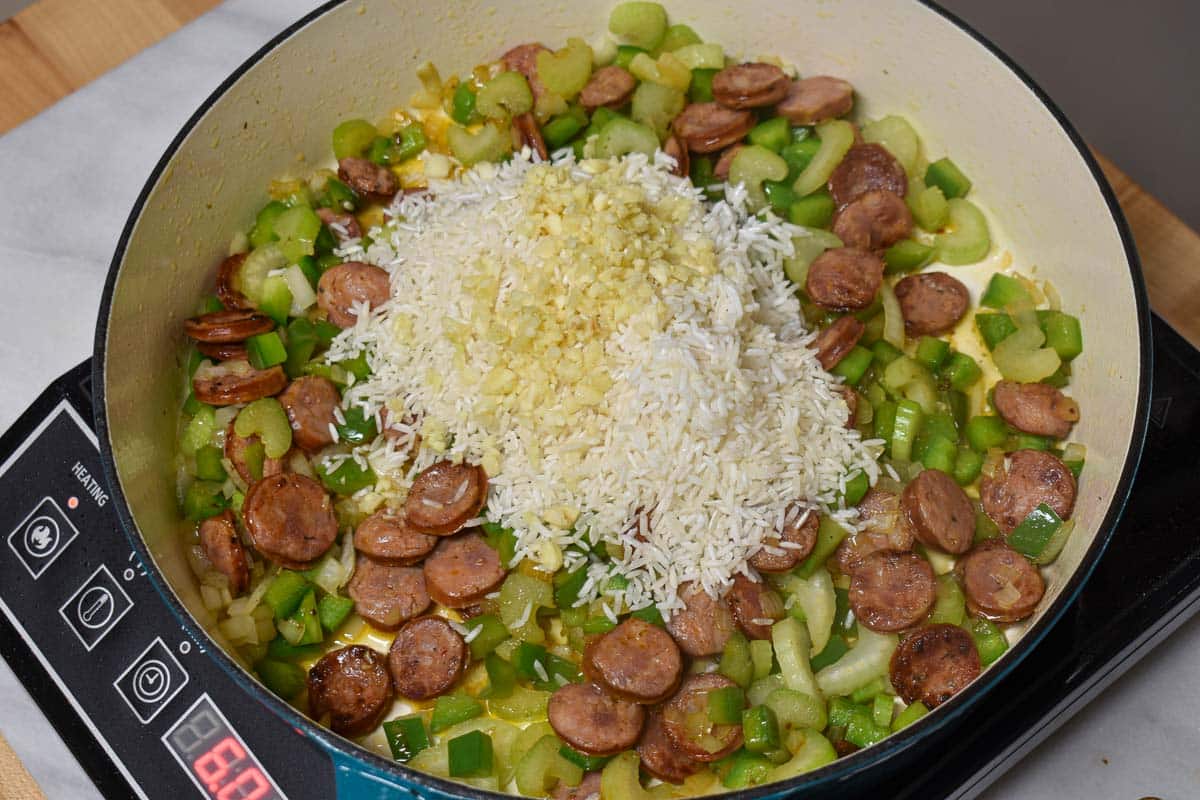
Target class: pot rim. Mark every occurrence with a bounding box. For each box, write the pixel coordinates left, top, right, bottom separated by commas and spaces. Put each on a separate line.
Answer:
92, 0, 1152, 795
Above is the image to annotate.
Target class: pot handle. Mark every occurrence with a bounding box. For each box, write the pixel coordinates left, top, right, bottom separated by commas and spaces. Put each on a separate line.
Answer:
331, 750, 421, 799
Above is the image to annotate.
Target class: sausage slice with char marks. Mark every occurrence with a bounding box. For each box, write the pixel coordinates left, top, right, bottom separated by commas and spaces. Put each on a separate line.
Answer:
317, 261, 391, 329
307, 645, 394, 737
337, 157, 399, 202
725, 574, 786, 640
513, 112, 549, 160
584, 618, 683, 704
835, 489, 915, 576
243, 473, 338, 568
278, 376, 340, 453
184, 309, 275, 343
828, 144, 908, 209
849, 550, 936, 632
775, 76, 854, 125
805, 247, 884, 311
957, 539, 1045, 622
224, 420, 286, 484
548, 683, 646, 756
354, 509, 437, 565
580, 65, 637, 111
661, 674, 744, 762
637, 711, 702, 784
662, 135, 690, 178
894, 272, 970, 336
992, 381, 1080, 440
552, 771, 602, 800
422, 531, 507, 608
665, 582, 736, 657
347, 557, 431, 630
193, 360, 287, 406
902, 469, 975, 554
215, 253, 252, 311
316, 207, 362, 241
980, 449, 1076, 533
671, 103, 755, 154
197, 341, 248, 362
832, 189, 913, 251
839, 385, 859, 429
198, 511, 250, 596
388, 616, 468, 700
404, 460, 488, 535
811, 315, 865, 370
501, 43, 550, 101
711, 62, 790, 109
750, 506, 818, 573
713, 143, 744, 181
889, 624, 981, 708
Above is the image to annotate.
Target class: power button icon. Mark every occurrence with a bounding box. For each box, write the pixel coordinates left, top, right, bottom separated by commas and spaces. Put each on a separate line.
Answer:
7, 497, 79, 579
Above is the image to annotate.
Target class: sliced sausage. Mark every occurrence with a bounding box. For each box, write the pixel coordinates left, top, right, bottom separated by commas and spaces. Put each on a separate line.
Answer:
215, 252, 252, 311
902, 469, 975, 555
849, 550, 936, 632
811, 314, 865, 370
665, 582, 736, 657
354, 509, 437, 565
750, 505, 818, 573
242, 473, 338, 568
583, 618, 683, 704
832, 189, 913, 251
992, 381, 1080, 440
805, 247, 884, 311
197, 341, 248, 362
388, 616, 468, 700
337, 157, 399, 202
889, 624, 981, 708
184, 309, 274, 343
662, 135, 689, 178
828, 144, 908, 209
725, 574, 786, 640
348, 557, 431, 630
306, 645, 394, 737
713, 143, 744, 181
548, 683, 646, 756
500, 42, 549, 102
224, 420, 286, 484
579, 65, 636, 111
278, 376, 339, 453
835, 490, 915, 575
894, 272, 970, 336
198, 510, 250, 595
316, 207, 362, 241
552, 771, 602, 800
193, 360, 287, 406
980, 449, 1077, 533
671, 103, 755, 154
422, 531, 507, 608
775, 76, 854, 125
637, 711, 702, 784
711, 62, 790, 109
317, 261, 390, 329
661, 673, 744, 762
513, 112, 548, 160
957, 539, 1045, 622
404, 460, 488, 535
839, 385, 859, 429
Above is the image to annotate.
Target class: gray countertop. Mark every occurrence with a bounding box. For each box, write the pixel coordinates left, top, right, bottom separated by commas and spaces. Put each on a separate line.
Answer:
0, 1, 1196, 797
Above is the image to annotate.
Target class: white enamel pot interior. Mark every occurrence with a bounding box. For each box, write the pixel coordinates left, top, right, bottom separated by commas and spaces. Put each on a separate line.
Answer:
94, 0, 1151, 796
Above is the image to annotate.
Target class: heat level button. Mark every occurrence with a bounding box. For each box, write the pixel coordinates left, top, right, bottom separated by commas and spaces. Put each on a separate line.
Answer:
59, 564, 134, 651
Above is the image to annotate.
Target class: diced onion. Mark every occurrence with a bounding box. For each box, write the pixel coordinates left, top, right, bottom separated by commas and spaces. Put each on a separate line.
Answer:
815, 627, 897, 696
880, 281, 905, 349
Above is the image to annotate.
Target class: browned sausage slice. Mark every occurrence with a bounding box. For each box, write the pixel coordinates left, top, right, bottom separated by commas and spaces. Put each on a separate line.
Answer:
671, 103, 755, 154
348, 557, 431, 630
835, 490, 915, 575
306, 645, 394, 737
579, 65, 637, 111
197, 341, 248, 362
712, 143, 743, 181
828, 144, 908, 209
337, 157, 399, 202
711, 62, 790, 109
725, 574, 786, 640
583, 618, 682, 704
316, 207, 362, 241
184, 309, 275, 343
902, 469, 975, 554
832, 189, 913, 251
552, 771, 602, 800
501, 42, 549, 101
661, 673, 744, 762
775, 76, 854, 125
422, 531, 507, 608
957, 540, 1045, 622
353, 509, 437, 565
811, 315, 866, 370
243, 473, 338, 568
992, 381, 1080, 440
849, 550, 936, 632
889, 624, 981, 708
665, 582, 736, 657
404, 461, 488, 536
224, 420, 286, 484
548, 683, 646, 756
388, 616, 468, 700
198, 510, 250, 595
513, 112, 549, 160
750, 506, 818, 573
894, 272, 970, 336
637, 711, 702, 784
215, 253, 253, 311
317, 261, 390, 329
193, 360, 287, 406
839, 385, 860, 429
805, 247, 884, 311
277, 376, 339, 453
662, 135, 689, 178
980, 449, 1077, 533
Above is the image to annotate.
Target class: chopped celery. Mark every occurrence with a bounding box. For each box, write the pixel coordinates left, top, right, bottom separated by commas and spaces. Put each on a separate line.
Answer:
750, 639, 775, 680
925, 157, 972, 199
183, 481, 228, 521
487, 686, 551, 722
515, 735, 583, 796
771, 618, 819, 698
477, 72, 534, 119
257, 275, 292, 326
194, 445, 226, 482
871, 340, 903, 366
719, 631, 754, 688
497, 573, 554, 642
908, 184, 949, 231
385, 716, 430, 762
861, 115, 921, 174
792, 120, 855, 197
765, 687, 827, 732
936, 198, 991, 265
849, 677, 887, 704
536, 39, 594, 99
796, 517, 849, 579
707, 686, 746, 725
255, 659, 305, 699
884, 239, 935, 273
448, 730, 493, 778
929, 574, 966, 625
542, 107, 588, 149
594, 116, 660, 158
659, 23, 702, 52
613, 44, 647, 69
687, 67, 718, 102
890, 399, 924, 462
872, 400, 897, 445
722, 750, 773, 789
993, 315, 1061, 382
274, 204, 322, 264
331, 118, 378, 160
431, 694, 484, 733
975, 312, 1018, 349
249, 201, 288, 249
447, 123, 512, 166
814, 627, 897, 697
767, 730, 836, 781
832, 345, 873, 385
880, 280, 906, 350
788, 191, 835, 228
891, 700, 929, 731
246, 331, 287, 370
980, 273, 1033, 310
729, 145, 789, 211
608, 2, 668, 51
317, 594, 354, 632
451, 83, 478, 125
234, 398, 292, 458
629, 81, 685, 141
781, 567, 836, 655
180, 404, 216, 455
748, 117, 791, 153
915, 337, 950, 371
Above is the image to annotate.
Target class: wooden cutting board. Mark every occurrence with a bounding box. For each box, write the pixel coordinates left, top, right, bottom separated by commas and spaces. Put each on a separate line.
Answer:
1, 1, 1198, 797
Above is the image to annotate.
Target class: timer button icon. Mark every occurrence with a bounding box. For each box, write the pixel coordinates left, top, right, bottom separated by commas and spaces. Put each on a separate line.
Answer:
133, 660, 172, 704
114, 637, 189, 724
